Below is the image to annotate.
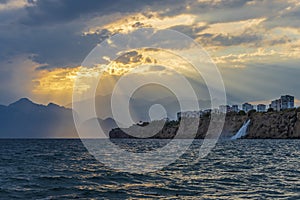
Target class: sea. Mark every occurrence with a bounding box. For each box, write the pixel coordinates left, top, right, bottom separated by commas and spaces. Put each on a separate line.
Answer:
0, 139, 300, 199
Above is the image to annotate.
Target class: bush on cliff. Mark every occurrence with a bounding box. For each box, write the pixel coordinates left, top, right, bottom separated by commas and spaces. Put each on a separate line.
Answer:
248, 109, 256, 117
238, 110, 246, 116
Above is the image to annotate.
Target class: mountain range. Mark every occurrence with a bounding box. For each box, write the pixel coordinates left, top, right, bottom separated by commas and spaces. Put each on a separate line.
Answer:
0, 98, 117, 138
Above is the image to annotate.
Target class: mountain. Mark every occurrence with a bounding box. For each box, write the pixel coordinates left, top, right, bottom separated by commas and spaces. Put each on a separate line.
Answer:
0, 98, 78, 138
0, 98, 120, 138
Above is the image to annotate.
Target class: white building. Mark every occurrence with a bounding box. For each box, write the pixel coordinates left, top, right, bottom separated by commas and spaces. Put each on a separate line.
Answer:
270, 99, 281, 111
257, 104, 266, 112
219, 105, 239, 113
269, 95, 294, 111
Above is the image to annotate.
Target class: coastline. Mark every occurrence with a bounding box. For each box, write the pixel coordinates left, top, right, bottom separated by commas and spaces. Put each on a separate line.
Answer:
109, 108, 300, 139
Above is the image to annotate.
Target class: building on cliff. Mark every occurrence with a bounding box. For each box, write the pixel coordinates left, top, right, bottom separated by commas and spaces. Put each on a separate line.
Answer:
231, 105, 239, 112
269, 95, 294, 111
219, 105, 230, 113
257, 104, 266, 112
177, 110, 202, 120
270, 99, 281, 111
242, 103, 254, 112
281, 95, 294, 109
219, 104, 239, 113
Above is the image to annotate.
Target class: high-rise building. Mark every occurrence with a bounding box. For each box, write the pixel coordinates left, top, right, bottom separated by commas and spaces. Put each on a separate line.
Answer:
280, 95, 294, 110
242, 103, 254, 112
269, 95, 294, 111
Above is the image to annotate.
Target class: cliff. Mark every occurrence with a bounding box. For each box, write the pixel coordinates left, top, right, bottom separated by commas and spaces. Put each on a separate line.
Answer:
246, 108, 300, 139
109, 108, 300, 139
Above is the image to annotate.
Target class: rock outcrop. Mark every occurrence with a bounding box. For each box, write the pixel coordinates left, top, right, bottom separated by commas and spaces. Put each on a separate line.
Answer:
246, 109, 300, 139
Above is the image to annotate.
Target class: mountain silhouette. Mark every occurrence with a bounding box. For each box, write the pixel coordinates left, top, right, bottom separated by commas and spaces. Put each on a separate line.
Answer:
0, 98, 118, 138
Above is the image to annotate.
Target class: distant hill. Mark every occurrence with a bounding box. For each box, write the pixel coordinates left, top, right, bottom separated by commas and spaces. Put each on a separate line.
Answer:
78, 117, 119, 138
70, 94, 211, 122
0, 98, 118, 138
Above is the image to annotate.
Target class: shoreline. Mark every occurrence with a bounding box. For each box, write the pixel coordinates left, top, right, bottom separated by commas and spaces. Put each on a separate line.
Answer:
110, 108, 300, 139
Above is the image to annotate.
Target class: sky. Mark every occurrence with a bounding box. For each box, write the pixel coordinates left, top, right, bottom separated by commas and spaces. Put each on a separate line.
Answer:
0, 0, 300, 107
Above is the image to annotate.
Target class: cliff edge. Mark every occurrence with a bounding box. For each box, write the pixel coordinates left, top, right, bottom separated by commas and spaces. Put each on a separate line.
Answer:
109, 108, 300, 139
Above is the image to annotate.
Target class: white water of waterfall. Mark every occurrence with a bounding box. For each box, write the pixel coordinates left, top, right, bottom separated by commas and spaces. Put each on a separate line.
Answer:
231, 120, 251, 140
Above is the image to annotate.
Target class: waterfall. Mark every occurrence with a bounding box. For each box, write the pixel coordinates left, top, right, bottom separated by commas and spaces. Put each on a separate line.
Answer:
231, 120, 251, 140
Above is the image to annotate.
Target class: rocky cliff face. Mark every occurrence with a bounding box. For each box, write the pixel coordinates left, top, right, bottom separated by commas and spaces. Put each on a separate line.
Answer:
109, 108, 300, 139
109, 113, 247, 139
246, 109, 300, 139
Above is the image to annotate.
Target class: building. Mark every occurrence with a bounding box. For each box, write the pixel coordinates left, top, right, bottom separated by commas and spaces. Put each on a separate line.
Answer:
269, 95, 294, 111
242, 103, 254, 112
280, 95, 294, 110
257, 104, 266, 112
218, 105, 239, 113
177, 110, 202, 120
219, 105, 230, 113
270, 99, 281, 111
231, 105, 239, 112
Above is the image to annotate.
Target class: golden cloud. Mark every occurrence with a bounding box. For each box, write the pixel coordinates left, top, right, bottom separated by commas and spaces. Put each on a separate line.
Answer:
84, 12, 197, 35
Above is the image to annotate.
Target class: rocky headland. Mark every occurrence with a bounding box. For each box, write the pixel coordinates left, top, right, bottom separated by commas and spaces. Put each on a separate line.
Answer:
109, 108, 300, 139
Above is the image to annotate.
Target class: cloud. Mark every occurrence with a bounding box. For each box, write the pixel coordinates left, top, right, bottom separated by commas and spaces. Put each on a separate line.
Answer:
85, 13, 197, 35
0, 0, 28, 11
0, 0, 185, 69
0, 55, 42, 104
148, 65, 166, 71
197, 33, 261, 47
22, 0, 181, 25
0, 0, 300, 106
220, 59, 300, 104
0, 18, 108, 68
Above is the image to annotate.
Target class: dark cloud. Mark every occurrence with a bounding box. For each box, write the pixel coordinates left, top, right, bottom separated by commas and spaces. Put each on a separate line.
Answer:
0, 0, 295, 69
115, 51, 140, 64
0, 0, 8, 4
0, 0, 181, 69
0, 21, 110, 68
265, 6, 300, 28
161, 0, 255, 20
168, 25, 208, 39
22, 0, 180, 25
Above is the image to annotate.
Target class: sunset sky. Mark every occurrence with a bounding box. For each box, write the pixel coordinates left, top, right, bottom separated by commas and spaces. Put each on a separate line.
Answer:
1, 0, 300, 106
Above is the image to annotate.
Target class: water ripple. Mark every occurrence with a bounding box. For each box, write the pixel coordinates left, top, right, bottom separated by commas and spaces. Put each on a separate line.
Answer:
0, 139, 300, 199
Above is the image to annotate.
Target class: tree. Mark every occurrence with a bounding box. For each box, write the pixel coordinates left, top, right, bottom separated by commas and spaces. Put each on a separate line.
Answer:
247, 109, 256, 117
238, 110, 246, 116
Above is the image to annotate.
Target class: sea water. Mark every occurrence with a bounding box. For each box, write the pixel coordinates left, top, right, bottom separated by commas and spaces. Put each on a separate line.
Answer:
0, 139, 300, 199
